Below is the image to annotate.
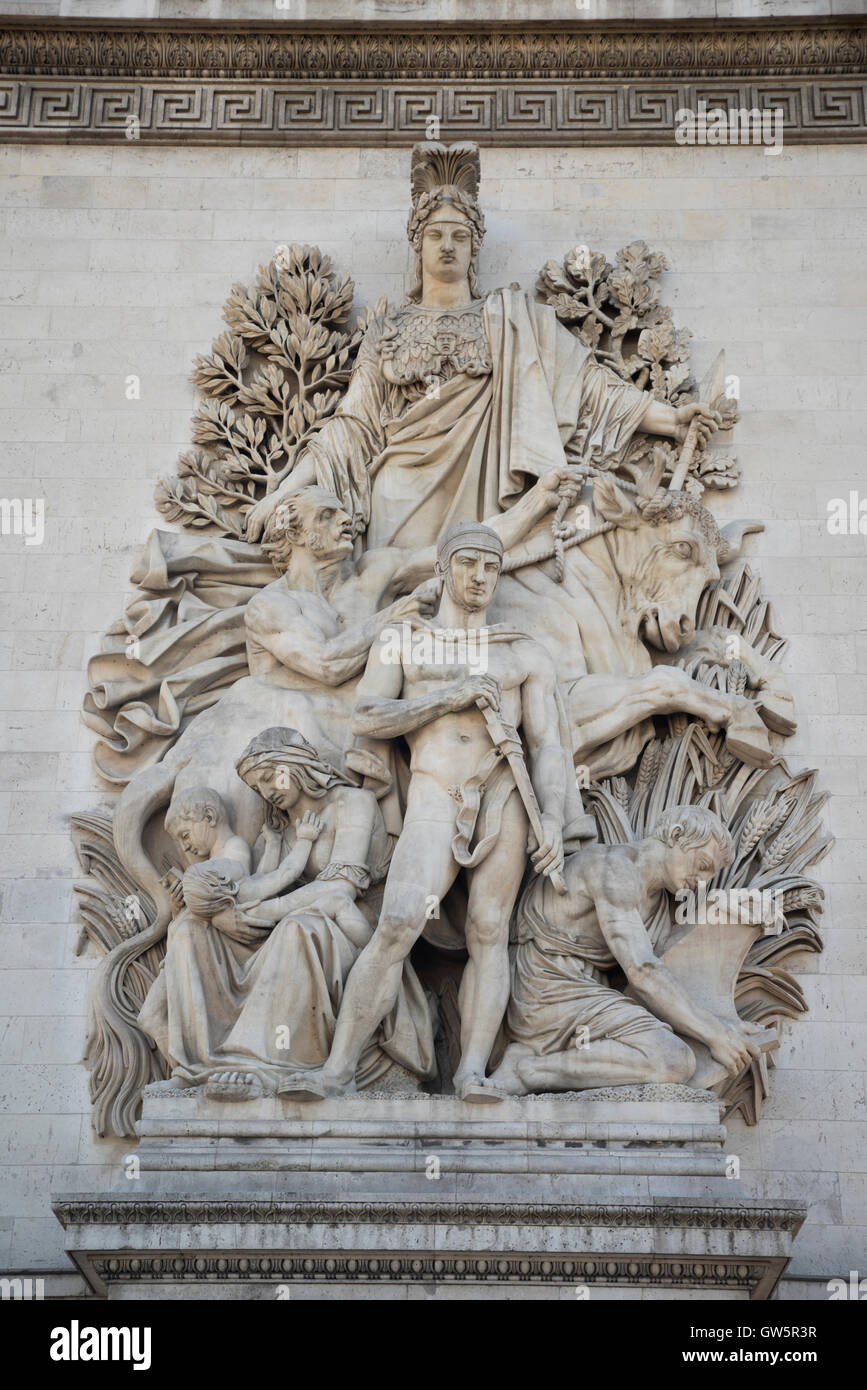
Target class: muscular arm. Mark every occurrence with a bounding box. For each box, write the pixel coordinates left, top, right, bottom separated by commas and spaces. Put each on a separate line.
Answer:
589, 856, 725, 1044
351, 634, 468, 739
640, 400, 681, 438
520, 645, 567, 827
380, 470, 579, 596
247, 586, 419, 688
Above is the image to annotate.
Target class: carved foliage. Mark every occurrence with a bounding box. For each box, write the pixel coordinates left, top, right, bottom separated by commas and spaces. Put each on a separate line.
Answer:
2, 22, 864, 80
538, 239, 740, 493
72, 812, 168, 1136
155, 244, 377, 538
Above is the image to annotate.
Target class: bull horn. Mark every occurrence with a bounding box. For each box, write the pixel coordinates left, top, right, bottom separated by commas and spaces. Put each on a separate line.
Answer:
638, 447, 668, 501
717, 519, 764, 565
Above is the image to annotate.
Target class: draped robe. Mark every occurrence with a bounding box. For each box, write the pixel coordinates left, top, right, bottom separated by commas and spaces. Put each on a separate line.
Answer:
310, 288, 651, 549
87, 288, 653, 782
140, 898, 435, 1092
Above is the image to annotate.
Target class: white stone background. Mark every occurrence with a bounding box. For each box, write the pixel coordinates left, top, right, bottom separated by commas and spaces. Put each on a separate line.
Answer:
2, 3, 863, 21
0, 137, 865, 1297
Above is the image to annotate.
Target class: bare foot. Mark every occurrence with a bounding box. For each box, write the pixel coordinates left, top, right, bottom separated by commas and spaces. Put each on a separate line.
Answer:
277, 1070, 355, 1102
144, 1077, 196, 1095
487, 1043, 534, 1097
204, 1070, 265, 1102
454, 1069, 506, 1105
514, 1054, 574, 1093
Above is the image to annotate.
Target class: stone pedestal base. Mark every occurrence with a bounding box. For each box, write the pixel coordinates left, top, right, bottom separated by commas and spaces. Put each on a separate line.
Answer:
53, 1085, 804, 1300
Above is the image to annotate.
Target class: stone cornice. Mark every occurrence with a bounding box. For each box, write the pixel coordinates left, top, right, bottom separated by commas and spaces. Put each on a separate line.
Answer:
0, 14, 865, 144
0, 16, 864, 81
53, 1197, 807, 1233
85, 1252, 770, 1291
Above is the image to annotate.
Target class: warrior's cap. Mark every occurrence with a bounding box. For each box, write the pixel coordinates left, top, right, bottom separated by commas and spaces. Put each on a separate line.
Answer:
436, 521, 504, 570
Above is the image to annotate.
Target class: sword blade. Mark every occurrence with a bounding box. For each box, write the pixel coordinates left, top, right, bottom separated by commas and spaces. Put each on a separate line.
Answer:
476, 699, 567, 894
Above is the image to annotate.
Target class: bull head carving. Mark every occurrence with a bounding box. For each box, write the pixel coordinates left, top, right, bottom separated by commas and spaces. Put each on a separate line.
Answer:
592, 475, 763, 653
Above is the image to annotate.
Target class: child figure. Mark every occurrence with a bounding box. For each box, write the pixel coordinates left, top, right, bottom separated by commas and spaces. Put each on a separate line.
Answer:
165, 786, 254, 876
162, 785, 322, 915
138, 787, 323, 1100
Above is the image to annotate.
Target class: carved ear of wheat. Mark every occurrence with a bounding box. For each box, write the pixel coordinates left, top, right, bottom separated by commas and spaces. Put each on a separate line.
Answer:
584, 781, 636, 846
72, 811, 169, 1136
694, 562, 787, 666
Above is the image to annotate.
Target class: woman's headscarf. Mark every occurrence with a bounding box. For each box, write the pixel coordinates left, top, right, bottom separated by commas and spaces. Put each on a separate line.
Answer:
235, 727, 354, 803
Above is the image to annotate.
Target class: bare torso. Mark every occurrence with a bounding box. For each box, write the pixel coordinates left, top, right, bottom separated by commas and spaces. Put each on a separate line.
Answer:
246, 566, 390, 687
401, 635, 534, 784
530, 845, 662, 965
275, 787, 389, 881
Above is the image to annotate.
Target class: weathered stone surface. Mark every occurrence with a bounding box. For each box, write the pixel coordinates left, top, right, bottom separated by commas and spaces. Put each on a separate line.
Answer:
0, 113, 862, 1294
53, 1087, 804, 1300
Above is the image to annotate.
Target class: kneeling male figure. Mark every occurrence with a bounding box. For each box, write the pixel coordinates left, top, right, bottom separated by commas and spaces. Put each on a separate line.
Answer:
491, 805, 769, 1095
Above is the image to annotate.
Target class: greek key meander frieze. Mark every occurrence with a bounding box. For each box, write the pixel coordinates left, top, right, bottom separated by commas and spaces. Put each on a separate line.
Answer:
1, 78, 864, 144
1, 19, 865, 144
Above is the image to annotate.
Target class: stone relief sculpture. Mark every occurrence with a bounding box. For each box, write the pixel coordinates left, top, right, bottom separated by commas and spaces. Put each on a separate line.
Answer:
72, 142, 829, 1137
490, 805, 773, 1098
281, 520, 573, 1103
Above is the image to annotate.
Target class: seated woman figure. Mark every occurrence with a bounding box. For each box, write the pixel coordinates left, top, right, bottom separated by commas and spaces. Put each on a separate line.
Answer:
138, 785, 324, 1101
195, 870, 434, 1099
234, 725, 394, 893
140, 754, 434, 1101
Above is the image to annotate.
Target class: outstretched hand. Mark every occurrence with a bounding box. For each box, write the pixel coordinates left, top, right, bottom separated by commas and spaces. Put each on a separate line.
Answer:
295, 810, 324, 843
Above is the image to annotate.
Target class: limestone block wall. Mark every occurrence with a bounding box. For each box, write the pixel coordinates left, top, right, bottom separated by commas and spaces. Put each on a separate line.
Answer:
0, 138, 865, 1295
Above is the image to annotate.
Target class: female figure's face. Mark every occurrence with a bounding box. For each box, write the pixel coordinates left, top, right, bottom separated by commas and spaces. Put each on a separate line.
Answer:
421, 204, 473, 287
249, 762, 301, 813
